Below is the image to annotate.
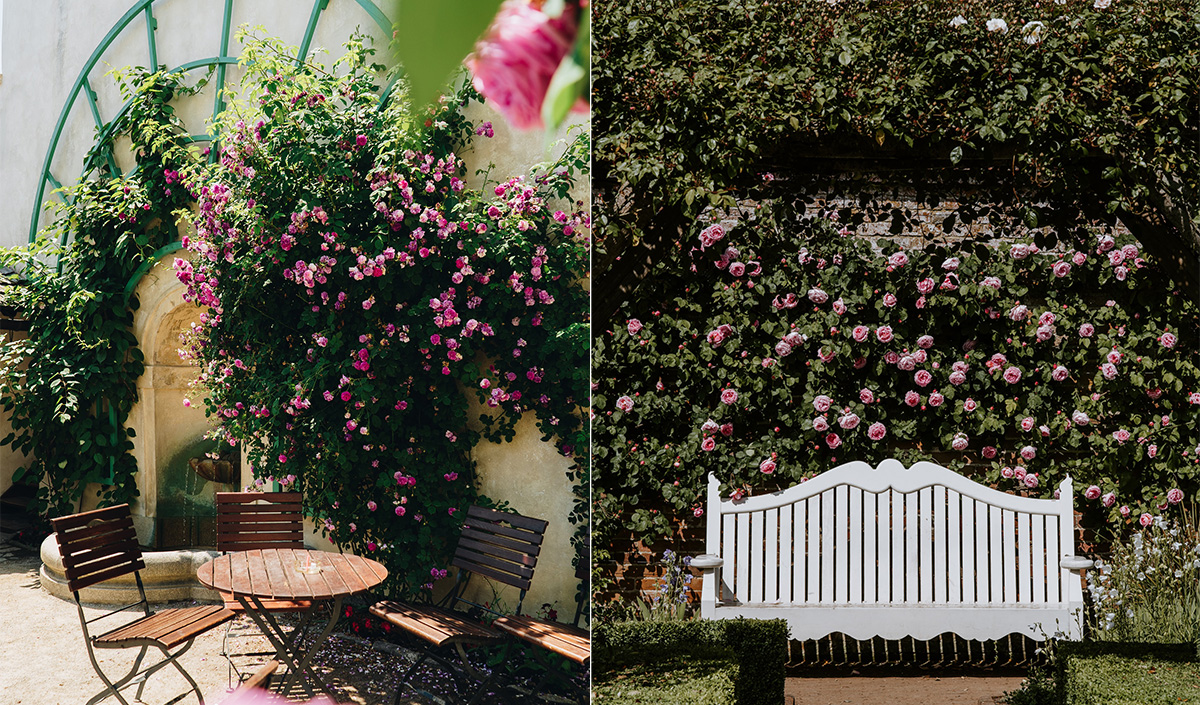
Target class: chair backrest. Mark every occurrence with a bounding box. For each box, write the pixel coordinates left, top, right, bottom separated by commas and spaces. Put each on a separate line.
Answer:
453, 505, 548, 595
215, 492, 305, 553
51, 504, 145, 593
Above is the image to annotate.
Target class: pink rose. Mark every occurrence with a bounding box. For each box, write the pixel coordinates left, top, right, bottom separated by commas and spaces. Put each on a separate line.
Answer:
1021, 445, 1037, 460
884, 351, 901, 365
759, 458, 777, 474
1190, 392, 1200, 404
825, 433, 842, 449
616, 395, 634, 412
913, 350, 928, 364
1021, 417, 1036, 432
1112, 429, 1130, 444
905, 391, 920, 407
1101, 363, 1118, 380
1108, 249, 1125, 266
1014, 467, 1027, 480
466, 0, 584, 130
1102, 492, 1116, 508
1139, 513, 1153, 527
928, 391, 945, 407
707, 329, 726, 346
1072, 410, 1090, 426
1052, 261, 1071, 278
832, 298, 847, 315
963, 398, 978, 412
1003, 366, 1022, 384
1072, 251, 1087, 265
774, 340, 793, 357
860, 388, 875, 404
627, 319, 643, 335
721, 389, 739, 405
701, 437, 717, 451
883, 293, 898, 307
982, 446, 997, 459
701, 419, 719, 434
980, 276, 1002, 290
698, 224, 725, 249
1160, 332, 1177, 349
951, 433, 969, 451
953, 361, 969, 373
1009, 304, 1029, 321
818, 347, 836, 362
1039, 425, 1051, 437
1023, 473, 1039, 489
949, 371, 967, 385
1010, 244, 1030, 259
888, 251, 909, 268
916, 278, 935, 294
1106, 350, 1122, 364
852, 325, 870, 343
1036, 324, 1056, 342
898, 355, 916, 371
730, 488, 746, 502
1038, 311, 1056, 327
1051, 365, 1069, 381
1097, 235, 1115, 253
917, 335, 934, 349
942, 257, 960, 271
813, 395, 833, 412
720, 423, 733, 437
853, 356, 868, 369
784, 331, 804, 347
1167, 488, 1184, 504
914, 369, 933, 387
876, 325, 894, 343
868, 422, 887, 441
807, 288, 829, 304
1119, 505, 1131, 517
1001, 466, 1014, 479
838, 412, 860, 430
1122, 243, 1138, 259
694, 507, 704, 518
729, 262, 746, 276
812, 416, 830, 432
1148, 444, 1158, 458
1079, 323, 1095, 337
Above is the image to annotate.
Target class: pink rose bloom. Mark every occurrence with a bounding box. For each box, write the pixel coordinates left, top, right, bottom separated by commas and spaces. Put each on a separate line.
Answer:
1072, 410, 1090, 426
730, 488, 746, 502
1003, 366, 1022, 384
1039, 425, 1050, 437
707, 329, 726, 346
1147, 444, 1158, 458
1021, 417, 1036, 432
818, 347, 836, 362
1139, 513, 1153, 527
888, 251, 909, 268
813, 395, 833, 412
963, 398, 978, 412
807, 288, 829, 304
1072, 251, 1087, 265
1101, 363, 1118, 380
917, 335, 934, 349
774, 340, 793, 357
698, 224, 725, 249
1008, 304, 1029, 321
905, 391, 920, 407
1052, 261, 1071, 278
1108, 249, 1125, 266
729, 262, 746, 276
939, 274, 959, 291
868, 422, 887, 441
721, 389, 739, 405
898, 355, 916, 371
1010, 244, 1030, 259
914, 370, 933, 387
1097, 235, 1115, 253
1014, 466, 1026, 480
852, 325, 870, 343
701, 437, 717, 452
812, 416, 830, 432
825, 433, 842, 449
1167, 488, 1184, 504
1112, 429, 1130, 443
1079, 323, 1095, 337
860, 388, 875, 404
832, 298, 847, 315
1021, 445, 1037, 460
1023, 473, 1039, 489
1147, 388, 1163, 400
759, 458, 777, 474
1190, 392, 1200, 404
853, 356, 868, 369
1039, 311, 1056, 326
883, 293, 898, 307
1119, 505, 1131, 517
466, 0, 584, 130
701, 419, 719, 434
616, 395, 634, 412
952, 361, 969, 373
784, 331, 804, 347
1122, 243, 1138, 259
1001, 466, 1015, 479
928, 391, 945, 406
1160, 332, 1177, 349
1036, 324, 1055, 342
982, 446, 997, 459
627, 319, 643, 335
884, 351, 901, 365
1101, 492, 1116, 508
839, 412, 860, 430
913, 350, 928, 364
1114, 265, 1129, 281
720, 423, 733, 437
951, 433, 969, 451
949, 371, 967, 385
916, 278, 935, 294
1051, 365, 1069, 381
942, 257, 960, 271
1106, 350, 1122, 365
876, 325, 894, 343
694, 507, 704, 517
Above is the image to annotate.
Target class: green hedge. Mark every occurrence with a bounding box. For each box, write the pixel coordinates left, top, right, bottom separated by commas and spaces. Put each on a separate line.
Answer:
594, 619, 788, 705
1055, 641, 1198, 705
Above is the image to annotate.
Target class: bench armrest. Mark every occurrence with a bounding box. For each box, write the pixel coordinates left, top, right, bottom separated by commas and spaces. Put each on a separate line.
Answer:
1059, 556, 1094, 571
690, 554, 724, 571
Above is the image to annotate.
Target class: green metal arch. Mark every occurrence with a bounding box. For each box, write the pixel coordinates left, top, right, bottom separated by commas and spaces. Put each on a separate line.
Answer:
29, 0, 394, 251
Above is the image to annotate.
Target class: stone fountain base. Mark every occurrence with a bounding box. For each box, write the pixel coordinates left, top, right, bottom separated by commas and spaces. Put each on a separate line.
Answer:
39, 534, 220, 605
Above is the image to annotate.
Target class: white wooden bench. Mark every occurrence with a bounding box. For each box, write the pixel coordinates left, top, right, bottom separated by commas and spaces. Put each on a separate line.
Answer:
697, 459, 1092, 642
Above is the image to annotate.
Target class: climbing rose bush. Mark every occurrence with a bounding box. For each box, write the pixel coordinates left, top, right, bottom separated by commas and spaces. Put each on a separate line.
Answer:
176, 37, 589, 594
593, 201, 1198, 545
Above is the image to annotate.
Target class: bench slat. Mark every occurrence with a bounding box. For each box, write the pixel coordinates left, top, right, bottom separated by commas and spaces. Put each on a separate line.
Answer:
1032, 514, 1046, 605
962, 498, 977, 604
779, 504, 792, 604
821, 491, 834, 603
750, 508, 764, 604
1018, 511, 1032, 604
1046, 518, 1060, 604
934, 486, 947, 604
849, 487, 863, 604
723, 512, 735, 605
1003, 509, 1017, 603
988, 504, 1003, 603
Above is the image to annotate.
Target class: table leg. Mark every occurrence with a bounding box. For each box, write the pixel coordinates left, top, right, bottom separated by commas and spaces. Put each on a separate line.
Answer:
279, 595, 344, 699
234, 595, 333, 699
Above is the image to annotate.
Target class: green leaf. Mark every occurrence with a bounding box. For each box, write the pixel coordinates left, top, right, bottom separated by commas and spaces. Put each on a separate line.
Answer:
391, 0, 504, 113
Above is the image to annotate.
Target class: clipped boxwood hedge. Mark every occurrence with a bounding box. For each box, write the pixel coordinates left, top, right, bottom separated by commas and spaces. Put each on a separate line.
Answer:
594, 619, 788, 705
1056, 641, 1199, 705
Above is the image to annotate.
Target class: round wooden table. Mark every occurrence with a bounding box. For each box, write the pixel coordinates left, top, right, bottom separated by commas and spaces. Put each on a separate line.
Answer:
197, 548, 387, 698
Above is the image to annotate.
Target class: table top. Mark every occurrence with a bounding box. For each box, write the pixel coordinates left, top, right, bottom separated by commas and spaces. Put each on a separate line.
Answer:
196, 548, 388, 601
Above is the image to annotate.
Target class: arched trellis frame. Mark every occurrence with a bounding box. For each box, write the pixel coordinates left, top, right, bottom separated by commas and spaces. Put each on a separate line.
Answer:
28, 0, 398, 284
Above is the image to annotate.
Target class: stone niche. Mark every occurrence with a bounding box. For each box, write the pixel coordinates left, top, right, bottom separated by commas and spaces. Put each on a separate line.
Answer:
126, 251, 239, 548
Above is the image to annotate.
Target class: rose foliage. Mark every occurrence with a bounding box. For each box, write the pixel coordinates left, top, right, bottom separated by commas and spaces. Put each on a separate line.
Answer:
174, 35, 589, 593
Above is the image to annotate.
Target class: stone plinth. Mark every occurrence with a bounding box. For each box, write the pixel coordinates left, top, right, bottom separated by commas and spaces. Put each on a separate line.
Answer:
39, 534, 221, 605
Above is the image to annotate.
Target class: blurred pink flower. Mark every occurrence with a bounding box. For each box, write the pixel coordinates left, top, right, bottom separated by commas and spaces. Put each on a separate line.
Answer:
720, 389, 739, 405
807, 288, 829, 304
1119, 505, 1131, 517
1051, 365, 1069, 381
928, 391, 945, 407
813, 395, 833, 412
1084, 484, 1102, 501
1102, 492, 1116, 508
859, 388, 875, 404
914, 370, 933, 387
905, 391, 920, 407
1167, 488, 1184, 504
1139, 513, 1153, 527
1160, 332, 1177, 349
852, 325, 870, 342
982, 446, 997, 459
627, 319, 643, 335
951, 433, 969, 451
759, 458, 776, 474
466, 0, 583, 130
825, 433, 842, 449
701, 437, 716, 452
1023, 473, 1039, 489
868, 422, 887, 441
838, 412, 860, 430
1003, 366, 1022, 384
963, 398, 977, 412
812, 416, 830, 432
875, 325, 894, 343
616, 395, 634, 412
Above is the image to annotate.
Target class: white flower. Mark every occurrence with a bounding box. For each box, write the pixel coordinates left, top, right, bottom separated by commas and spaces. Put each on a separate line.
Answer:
1022, 21, 1045, 44
949, 15, 968, 27
987, 18, 1009, 33
1094, 0, 1111, 8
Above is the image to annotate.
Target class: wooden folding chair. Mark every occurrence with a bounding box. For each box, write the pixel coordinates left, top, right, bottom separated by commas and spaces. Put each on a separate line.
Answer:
371, 505, 548, 705
214, 492, 315, 688
51, 504, 236, 705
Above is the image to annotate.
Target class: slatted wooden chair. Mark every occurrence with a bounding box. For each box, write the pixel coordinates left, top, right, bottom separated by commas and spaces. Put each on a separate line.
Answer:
51, 504, 236, 705
371, 505, 548, 705
214, 492, 315, 687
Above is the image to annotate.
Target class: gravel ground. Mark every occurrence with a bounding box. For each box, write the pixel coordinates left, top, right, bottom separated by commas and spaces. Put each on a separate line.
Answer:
0, 542, 582, 704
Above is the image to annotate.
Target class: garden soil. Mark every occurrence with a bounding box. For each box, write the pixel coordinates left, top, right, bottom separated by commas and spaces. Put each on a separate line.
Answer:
786, 667, 1026, 705
0, 542, 553, 704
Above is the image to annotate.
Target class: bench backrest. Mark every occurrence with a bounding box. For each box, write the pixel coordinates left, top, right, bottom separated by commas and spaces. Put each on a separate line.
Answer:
215, 492, 305, 552
705, 460, 1077, 608
52, 503, 146, 593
